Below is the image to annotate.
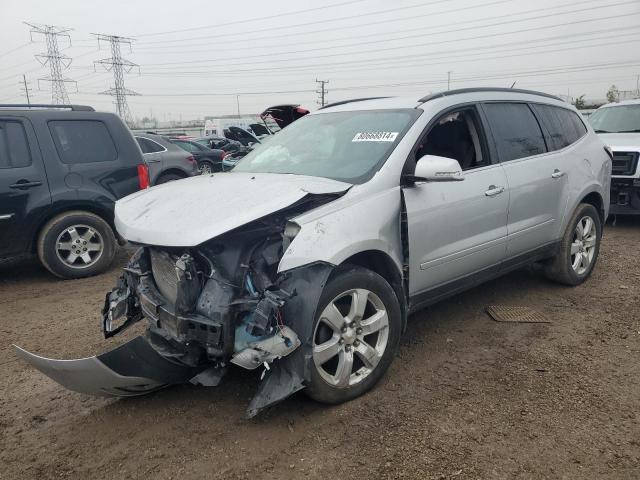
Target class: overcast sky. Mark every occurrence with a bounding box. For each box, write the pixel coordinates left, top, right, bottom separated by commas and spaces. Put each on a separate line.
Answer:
1, 0, 639, 120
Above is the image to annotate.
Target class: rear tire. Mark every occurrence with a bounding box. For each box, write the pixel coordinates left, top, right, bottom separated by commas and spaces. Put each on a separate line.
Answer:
198, 160, 215, 174
544, 203, 602, 286
37, 211, 117, 279
305, 265, 401, 404
156, 173, 184, 184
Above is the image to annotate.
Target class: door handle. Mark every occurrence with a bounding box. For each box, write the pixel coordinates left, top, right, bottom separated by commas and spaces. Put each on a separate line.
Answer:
485, 185, 505, 197
551, 169, 565, 179
10, 180, 43, 190
0, 213, 14, 220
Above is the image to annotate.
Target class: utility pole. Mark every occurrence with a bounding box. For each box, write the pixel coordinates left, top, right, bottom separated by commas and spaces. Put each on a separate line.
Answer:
316, 79, 329, 107
447, 71, 452, 91
636, 74, 639, 97
25, 22, 76, 104
236, 95, 241, 118
20, 74, 32, 105
93, 33, 140, 126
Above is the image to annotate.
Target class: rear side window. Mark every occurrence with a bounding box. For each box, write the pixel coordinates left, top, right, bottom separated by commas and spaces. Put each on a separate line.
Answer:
172, 140, 197, 152
532, 104, 587, 150
49, 120, 117, 164
0, 121, 31, 168
483, 103, 547, 161
136, 137, 165, 154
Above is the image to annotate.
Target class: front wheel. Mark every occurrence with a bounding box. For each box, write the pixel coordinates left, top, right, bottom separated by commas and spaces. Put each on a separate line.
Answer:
544, 203, 602, 286
198, 160, 215, 174
305, 265, 401, 404
37, 211, 117, 279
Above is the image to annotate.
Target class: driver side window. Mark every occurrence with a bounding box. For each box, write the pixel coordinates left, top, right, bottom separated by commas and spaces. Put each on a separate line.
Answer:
416, 107, 489, 171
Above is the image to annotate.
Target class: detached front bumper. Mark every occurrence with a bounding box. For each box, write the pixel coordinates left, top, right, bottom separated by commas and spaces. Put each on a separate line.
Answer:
13, 335, 203, 397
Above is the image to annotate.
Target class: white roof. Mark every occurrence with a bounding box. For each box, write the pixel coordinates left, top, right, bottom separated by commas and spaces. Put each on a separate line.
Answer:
599, 98, 640, 108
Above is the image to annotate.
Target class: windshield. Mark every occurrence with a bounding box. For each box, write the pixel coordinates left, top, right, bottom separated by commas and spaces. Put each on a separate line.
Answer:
233, 109, 420, 183
589, 104, 640, 133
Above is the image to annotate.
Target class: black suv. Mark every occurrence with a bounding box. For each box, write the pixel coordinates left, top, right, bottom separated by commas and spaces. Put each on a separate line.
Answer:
0, 104, 148, 279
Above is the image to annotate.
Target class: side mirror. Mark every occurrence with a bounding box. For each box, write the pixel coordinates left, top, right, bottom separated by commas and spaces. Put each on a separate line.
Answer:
411, 155, 464, 182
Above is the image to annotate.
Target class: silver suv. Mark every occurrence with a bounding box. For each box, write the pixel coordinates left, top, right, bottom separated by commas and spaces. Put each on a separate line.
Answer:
17, 88, 611, 416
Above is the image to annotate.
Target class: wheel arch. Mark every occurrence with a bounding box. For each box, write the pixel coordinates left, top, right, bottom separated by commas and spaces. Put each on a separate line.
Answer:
580, 191, 605, 225
31, 203, 116, 253
156, 168, 188, 182
339, 249, 408, 332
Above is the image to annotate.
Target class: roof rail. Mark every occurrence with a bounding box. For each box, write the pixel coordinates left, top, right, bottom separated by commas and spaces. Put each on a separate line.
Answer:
0, 104, 95, 111
418, 88, 563, 103
319, 97, 390, 110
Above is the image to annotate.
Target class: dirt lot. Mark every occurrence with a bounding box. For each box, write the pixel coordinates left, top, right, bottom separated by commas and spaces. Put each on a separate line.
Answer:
1, 219, 639, 480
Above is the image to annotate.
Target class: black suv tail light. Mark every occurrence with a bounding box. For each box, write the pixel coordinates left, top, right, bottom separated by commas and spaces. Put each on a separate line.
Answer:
137, 164, 150, 189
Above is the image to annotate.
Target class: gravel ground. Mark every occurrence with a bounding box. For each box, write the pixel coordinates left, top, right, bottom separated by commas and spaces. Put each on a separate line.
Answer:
0, 218, 638, 480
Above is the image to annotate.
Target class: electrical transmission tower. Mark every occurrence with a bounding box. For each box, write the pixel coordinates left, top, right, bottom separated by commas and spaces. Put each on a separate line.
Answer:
93, 34, 140, 125
25, 23, 76, 104
316, 79, 329, 107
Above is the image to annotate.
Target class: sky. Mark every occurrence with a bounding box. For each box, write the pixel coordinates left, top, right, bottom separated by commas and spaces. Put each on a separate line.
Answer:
1, 0, 640, 121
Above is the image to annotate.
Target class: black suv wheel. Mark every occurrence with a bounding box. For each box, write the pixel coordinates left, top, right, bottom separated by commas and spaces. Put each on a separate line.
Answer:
37, 211, 117, 279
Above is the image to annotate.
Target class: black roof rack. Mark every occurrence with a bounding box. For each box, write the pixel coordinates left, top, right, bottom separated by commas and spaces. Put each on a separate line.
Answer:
319, 97, 390, 110
418, 88, 563, 103
0, 104, 95, 111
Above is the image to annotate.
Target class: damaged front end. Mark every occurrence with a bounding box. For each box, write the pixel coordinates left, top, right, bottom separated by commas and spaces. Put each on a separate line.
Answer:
16, 196, 337, 417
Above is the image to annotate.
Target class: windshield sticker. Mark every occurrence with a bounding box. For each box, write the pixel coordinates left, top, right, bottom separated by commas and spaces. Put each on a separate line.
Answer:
352, 131, 399, 142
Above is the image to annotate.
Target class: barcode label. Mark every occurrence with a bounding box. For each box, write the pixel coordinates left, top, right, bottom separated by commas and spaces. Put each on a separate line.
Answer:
352, 131, 399, 142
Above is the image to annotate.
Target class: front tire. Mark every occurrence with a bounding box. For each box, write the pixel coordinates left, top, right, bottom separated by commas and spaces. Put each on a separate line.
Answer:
198, 160, 215, 174
305, 265, 401, 404
544, 203, 602, 286
37, 211, 117, 279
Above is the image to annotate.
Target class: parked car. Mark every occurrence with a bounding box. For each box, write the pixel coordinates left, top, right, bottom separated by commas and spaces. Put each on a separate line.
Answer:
260, 104, 310, 130
169, 138, 226, 174
134, 133, 200, 184
589, 99, 640, 215
0, 104, 149, 279
224, 126, 261, 147
17, 89, 611, 417
194, 135, 244, 154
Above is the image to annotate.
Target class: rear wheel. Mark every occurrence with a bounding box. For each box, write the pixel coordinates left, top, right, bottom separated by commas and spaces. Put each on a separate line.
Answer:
305, 265, 401, 404
156, 172, 184, 184
198, 160, 215, 174
544, 203, 602, 285
37, 211, 117, 279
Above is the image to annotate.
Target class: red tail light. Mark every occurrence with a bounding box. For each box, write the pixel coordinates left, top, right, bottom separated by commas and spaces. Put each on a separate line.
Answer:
137, 164, 150, 189
186, 155, 196, 163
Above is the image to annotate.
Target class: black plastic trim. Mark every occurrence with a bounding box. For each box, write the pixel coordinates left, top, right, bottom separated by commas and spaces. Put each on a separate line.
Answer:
418, 88, 563, 104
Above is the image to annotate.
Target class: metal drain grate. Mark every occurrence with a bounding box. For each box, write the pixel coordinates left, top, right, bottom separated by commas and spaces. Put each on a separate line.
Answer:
485, 305, 551, 323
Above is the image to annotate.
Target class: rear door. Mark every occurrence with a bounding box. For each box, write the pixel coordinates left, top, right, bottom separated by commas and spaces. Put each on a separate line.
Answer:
0, 117, 51, 258
481, 102, 568, 258
135, 136, 165, 181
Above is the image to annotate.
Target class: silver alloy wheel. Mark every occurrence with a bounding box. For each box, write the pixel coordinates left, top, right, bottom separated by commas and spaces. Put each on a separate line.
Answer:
55, 224, 104, 269
571, 215, 597, 275
199, 162, 213, 174
313, 288, 389, 387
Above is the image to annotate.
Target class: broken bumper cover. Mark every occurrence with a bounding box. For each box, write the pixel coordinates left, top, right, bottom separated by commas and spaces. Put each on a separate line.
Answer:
13, 336, 202, 397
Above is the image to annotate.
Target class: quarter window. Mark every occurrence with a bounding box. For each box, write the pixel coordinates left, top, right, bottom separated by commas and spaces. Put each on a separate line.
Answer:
483, 103, 547, 162
49, 120, 117, 164
136, 137, 165, 154
532, 104, 587, 150
0, 121, 31, 169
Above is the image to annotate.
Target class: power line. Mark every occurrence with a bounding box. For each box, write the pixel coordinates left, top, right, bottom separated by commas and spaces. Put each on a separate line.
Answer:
135, 26, 640, 77
139, 9, 640, 69
136, 0, 371, 37
0, 42, 32, 59
136, 0, 451, 45
92, 33, 140, 126
135, 0, 510, 49
316, 79, 329, 107
25, 22, 76, 104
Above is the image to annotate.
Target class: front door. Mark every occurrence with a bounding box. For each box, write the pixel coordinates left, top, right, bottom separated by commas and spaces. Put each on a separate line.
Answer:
403, 106, 509, 299
0, 117, 51, 258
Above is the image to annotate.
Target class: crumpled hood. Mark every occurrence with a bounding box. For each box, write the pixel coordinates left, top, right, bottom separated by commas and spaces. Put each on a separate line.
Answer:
115, 172, 351, 246
598, 133, 640, 149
